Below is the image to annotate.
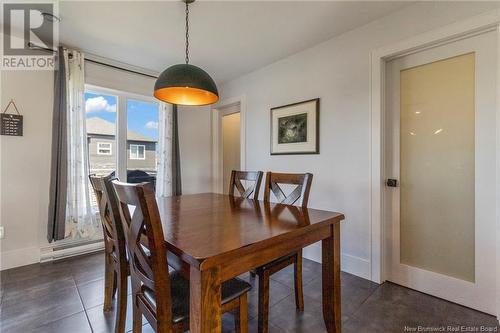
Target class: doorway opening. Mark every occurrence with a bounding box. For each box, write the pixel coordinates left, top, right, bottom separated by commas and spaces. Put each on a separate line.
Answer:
212, 100, 245, 194
222, 111, 241, 194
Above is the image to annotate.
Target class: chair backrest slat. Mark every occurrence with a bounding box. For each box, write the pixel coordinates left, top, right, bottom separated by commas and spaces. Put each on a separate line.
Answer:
89, 175, 127, 265
263, 172, 313, 208
112, 180, 173, 327
229, 170, 263, 200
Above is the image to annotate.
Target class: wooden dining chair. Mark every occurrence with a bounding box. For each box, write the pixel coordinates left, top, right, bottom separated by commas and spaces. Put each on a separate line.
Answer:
111, 180, 252, 333
229, 170, 263, 200
89, 175, 129, 333
255, 172, 313, 333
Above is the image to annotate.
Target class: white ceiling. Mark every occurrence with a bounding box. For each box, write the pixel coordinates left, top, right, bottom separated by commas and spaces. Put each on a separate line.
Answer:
58, 1, 412, 83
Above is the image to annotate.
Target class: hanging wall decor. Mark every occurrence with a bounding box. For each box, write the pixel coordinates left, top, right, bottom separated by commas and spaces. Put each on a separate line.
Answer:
1, 99, 23, 136
270, 98, 319, 155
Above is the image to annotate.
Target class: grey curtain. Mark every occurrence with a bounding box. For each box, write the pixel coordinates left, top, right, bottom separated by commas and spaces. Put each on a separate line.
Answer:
47, 47, 68, 242
172, 104, 182, 196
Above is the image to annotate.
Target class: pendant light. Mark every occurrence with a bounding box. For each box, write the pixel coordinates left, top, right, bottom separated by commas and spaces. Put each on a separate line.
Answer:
154, 0, 219, 106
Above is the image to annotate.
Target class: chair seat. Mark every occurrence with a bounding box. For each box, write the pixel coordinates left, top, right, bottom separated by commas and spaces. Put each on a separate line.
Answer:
142, 271, 251, 324
256, 251, 297, 273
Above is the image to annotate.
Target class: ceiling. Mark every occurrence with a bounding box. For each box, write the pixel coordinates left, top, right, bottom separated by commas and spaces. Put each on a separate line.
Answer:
58, 1, 412, 83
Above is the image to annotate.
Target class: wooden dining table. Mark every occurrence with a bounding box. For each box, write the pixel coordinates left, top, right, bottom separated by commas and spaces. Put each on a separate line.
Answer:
157, 193, 345, 333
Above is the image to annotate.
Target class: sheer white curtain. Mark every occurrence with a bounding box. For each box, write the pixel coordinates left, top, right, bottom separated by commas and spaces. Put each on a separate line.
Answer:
64, 49, 100, 240
156, 102, 173, 198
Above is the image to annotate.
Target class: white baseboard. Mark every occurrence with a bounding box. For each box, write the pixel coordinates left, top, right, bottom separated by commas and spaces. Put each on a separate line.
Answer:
341, 252, 371, 280
302, 243, 372, 281
40, 241, 104, 263
1, 246, 41, 271
1, 240, 105, 271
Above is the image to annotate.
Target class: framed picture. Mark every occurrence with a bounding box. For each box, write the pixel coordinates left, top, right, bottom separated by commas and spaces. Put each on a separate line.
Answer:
270, 98, 319, 155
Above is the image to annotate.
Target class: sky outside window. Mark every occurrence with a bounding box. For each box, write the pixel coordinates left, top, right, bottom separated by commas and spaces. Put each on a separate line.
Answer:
127, 99, 159, 141
84, 92, 159, 140
85, 92, 117, 126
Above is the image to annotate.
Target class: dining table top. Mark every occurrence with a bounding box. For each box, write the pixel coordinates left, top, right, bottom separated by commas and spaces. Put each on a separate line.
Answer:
156, 193, 345, 268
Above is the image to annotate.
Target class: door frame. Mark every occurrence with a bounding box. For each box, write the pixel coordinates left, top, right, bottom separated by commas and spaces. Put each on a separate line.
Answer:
369, 8, 500, 306
211, 95, 247, 194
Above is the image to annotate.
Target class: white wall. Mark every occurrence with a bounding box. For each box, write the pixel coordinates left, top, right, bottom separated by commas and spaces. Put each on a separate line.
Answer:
219, 2, 500, 279
222, 112, 241, 194
1, 70, 54, 269
178, 105, 212, 194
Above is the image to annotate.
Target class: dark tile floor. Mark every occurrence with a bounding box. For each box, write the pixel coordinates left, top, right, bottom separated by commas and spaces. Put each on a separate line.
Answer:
1, 252, 498, 333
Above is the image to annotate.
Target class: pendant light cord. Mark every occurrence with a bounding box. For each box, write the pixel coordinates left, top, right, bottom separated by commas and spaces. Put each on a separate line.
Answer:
185, 1, 190, 64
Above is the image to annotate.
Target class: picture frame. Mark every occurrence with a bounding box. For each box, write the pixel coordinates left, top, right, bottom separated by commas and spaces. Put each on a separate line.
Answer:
270, 98, 319, 155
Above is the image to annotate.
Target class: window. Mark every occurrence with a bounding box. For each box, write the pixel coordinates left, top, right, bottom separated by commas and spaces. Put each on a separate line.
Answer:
97, 142, 112, 155
85, 91, 117, 178
85, 90, 117, 210
127, 99, 159, 186
84, 85, 159, 191
129, 144, 145, 160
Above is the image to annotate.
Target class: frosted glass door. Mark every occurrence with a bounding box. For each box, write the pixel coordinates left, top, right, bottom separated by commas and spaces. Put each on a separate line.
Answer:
400, 53, 475, 282
384, 30, 497, 314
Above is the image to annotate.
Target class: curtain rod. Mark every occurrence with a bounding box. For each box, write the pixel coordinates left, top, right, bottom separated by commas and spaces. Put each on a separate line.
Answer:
27, 42, 158, 79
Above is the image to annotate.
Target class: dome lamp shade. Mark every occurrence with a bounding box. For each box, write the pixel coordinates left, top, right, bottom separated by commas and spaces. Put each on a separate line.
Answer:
154, 0, 219, 106
154, 64, 219, 106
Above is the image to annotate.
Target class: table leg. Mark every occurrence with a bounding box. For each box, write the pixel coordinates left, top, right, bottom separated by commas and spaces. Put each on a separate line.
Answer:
190, 265, 222, 333
322, 223, 341, 333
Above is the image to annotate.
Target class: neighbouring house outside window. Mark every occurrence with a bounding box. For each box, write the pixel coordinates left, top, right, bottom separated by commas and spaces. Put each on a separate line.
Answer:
97, 142, 112, 155
130, 144, 146, 160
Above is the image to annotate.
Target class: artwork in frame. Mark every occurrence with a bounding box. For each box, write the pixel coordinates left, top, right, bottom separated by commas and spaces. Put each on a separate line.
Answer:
270, 98, 319, 155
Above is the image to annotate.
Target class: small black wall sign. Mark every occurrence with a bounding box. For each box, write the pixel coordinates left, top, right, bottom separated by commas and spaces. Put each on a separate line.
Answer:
1, 100, 23, 136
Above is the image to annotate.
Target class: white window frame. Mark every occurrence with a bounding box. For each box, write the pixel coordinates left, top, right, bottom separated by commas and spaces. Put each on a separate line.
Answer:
96, 142, 112, 155
85, 84, 159, 181
129, 144, 146, 160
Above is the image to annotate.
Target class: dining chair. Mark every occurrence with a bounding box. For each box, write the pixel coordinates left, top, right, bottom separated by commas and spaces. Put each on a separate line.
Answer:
89, 175, 129, 333
255, 171, 313, 333
111, 180, 252, 333
229, 170, 263, 200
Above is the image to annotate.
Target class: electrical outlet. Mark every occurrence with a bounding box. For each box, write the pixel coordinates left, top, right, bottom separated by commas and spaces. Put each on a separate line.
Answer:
0, 226, 4, 239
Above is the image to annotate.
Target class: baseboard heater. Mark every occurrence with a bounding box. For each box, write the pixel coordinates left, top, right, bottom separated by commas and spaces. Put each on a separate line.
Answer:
40, 239, 104, 262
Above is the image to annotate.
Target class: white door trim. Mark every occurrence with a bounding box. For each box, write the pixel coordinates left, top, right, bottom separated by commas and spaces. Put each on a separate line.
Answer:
211, 95, 247, 193
496, 13, 500, 322
369, 8, 500, 298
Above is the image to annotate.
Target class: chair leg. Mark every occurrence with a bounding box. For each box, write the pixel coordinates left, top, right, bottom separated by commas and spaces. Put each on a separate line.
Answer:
294, 250, 304, 311
132, 300, 143, 333
258, 271, 270, 333
114, 270, 128, 333
103, 253, 114, 312
131, 280, 142, 333
234, 293, 248, 333
157, 320, 170, 333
